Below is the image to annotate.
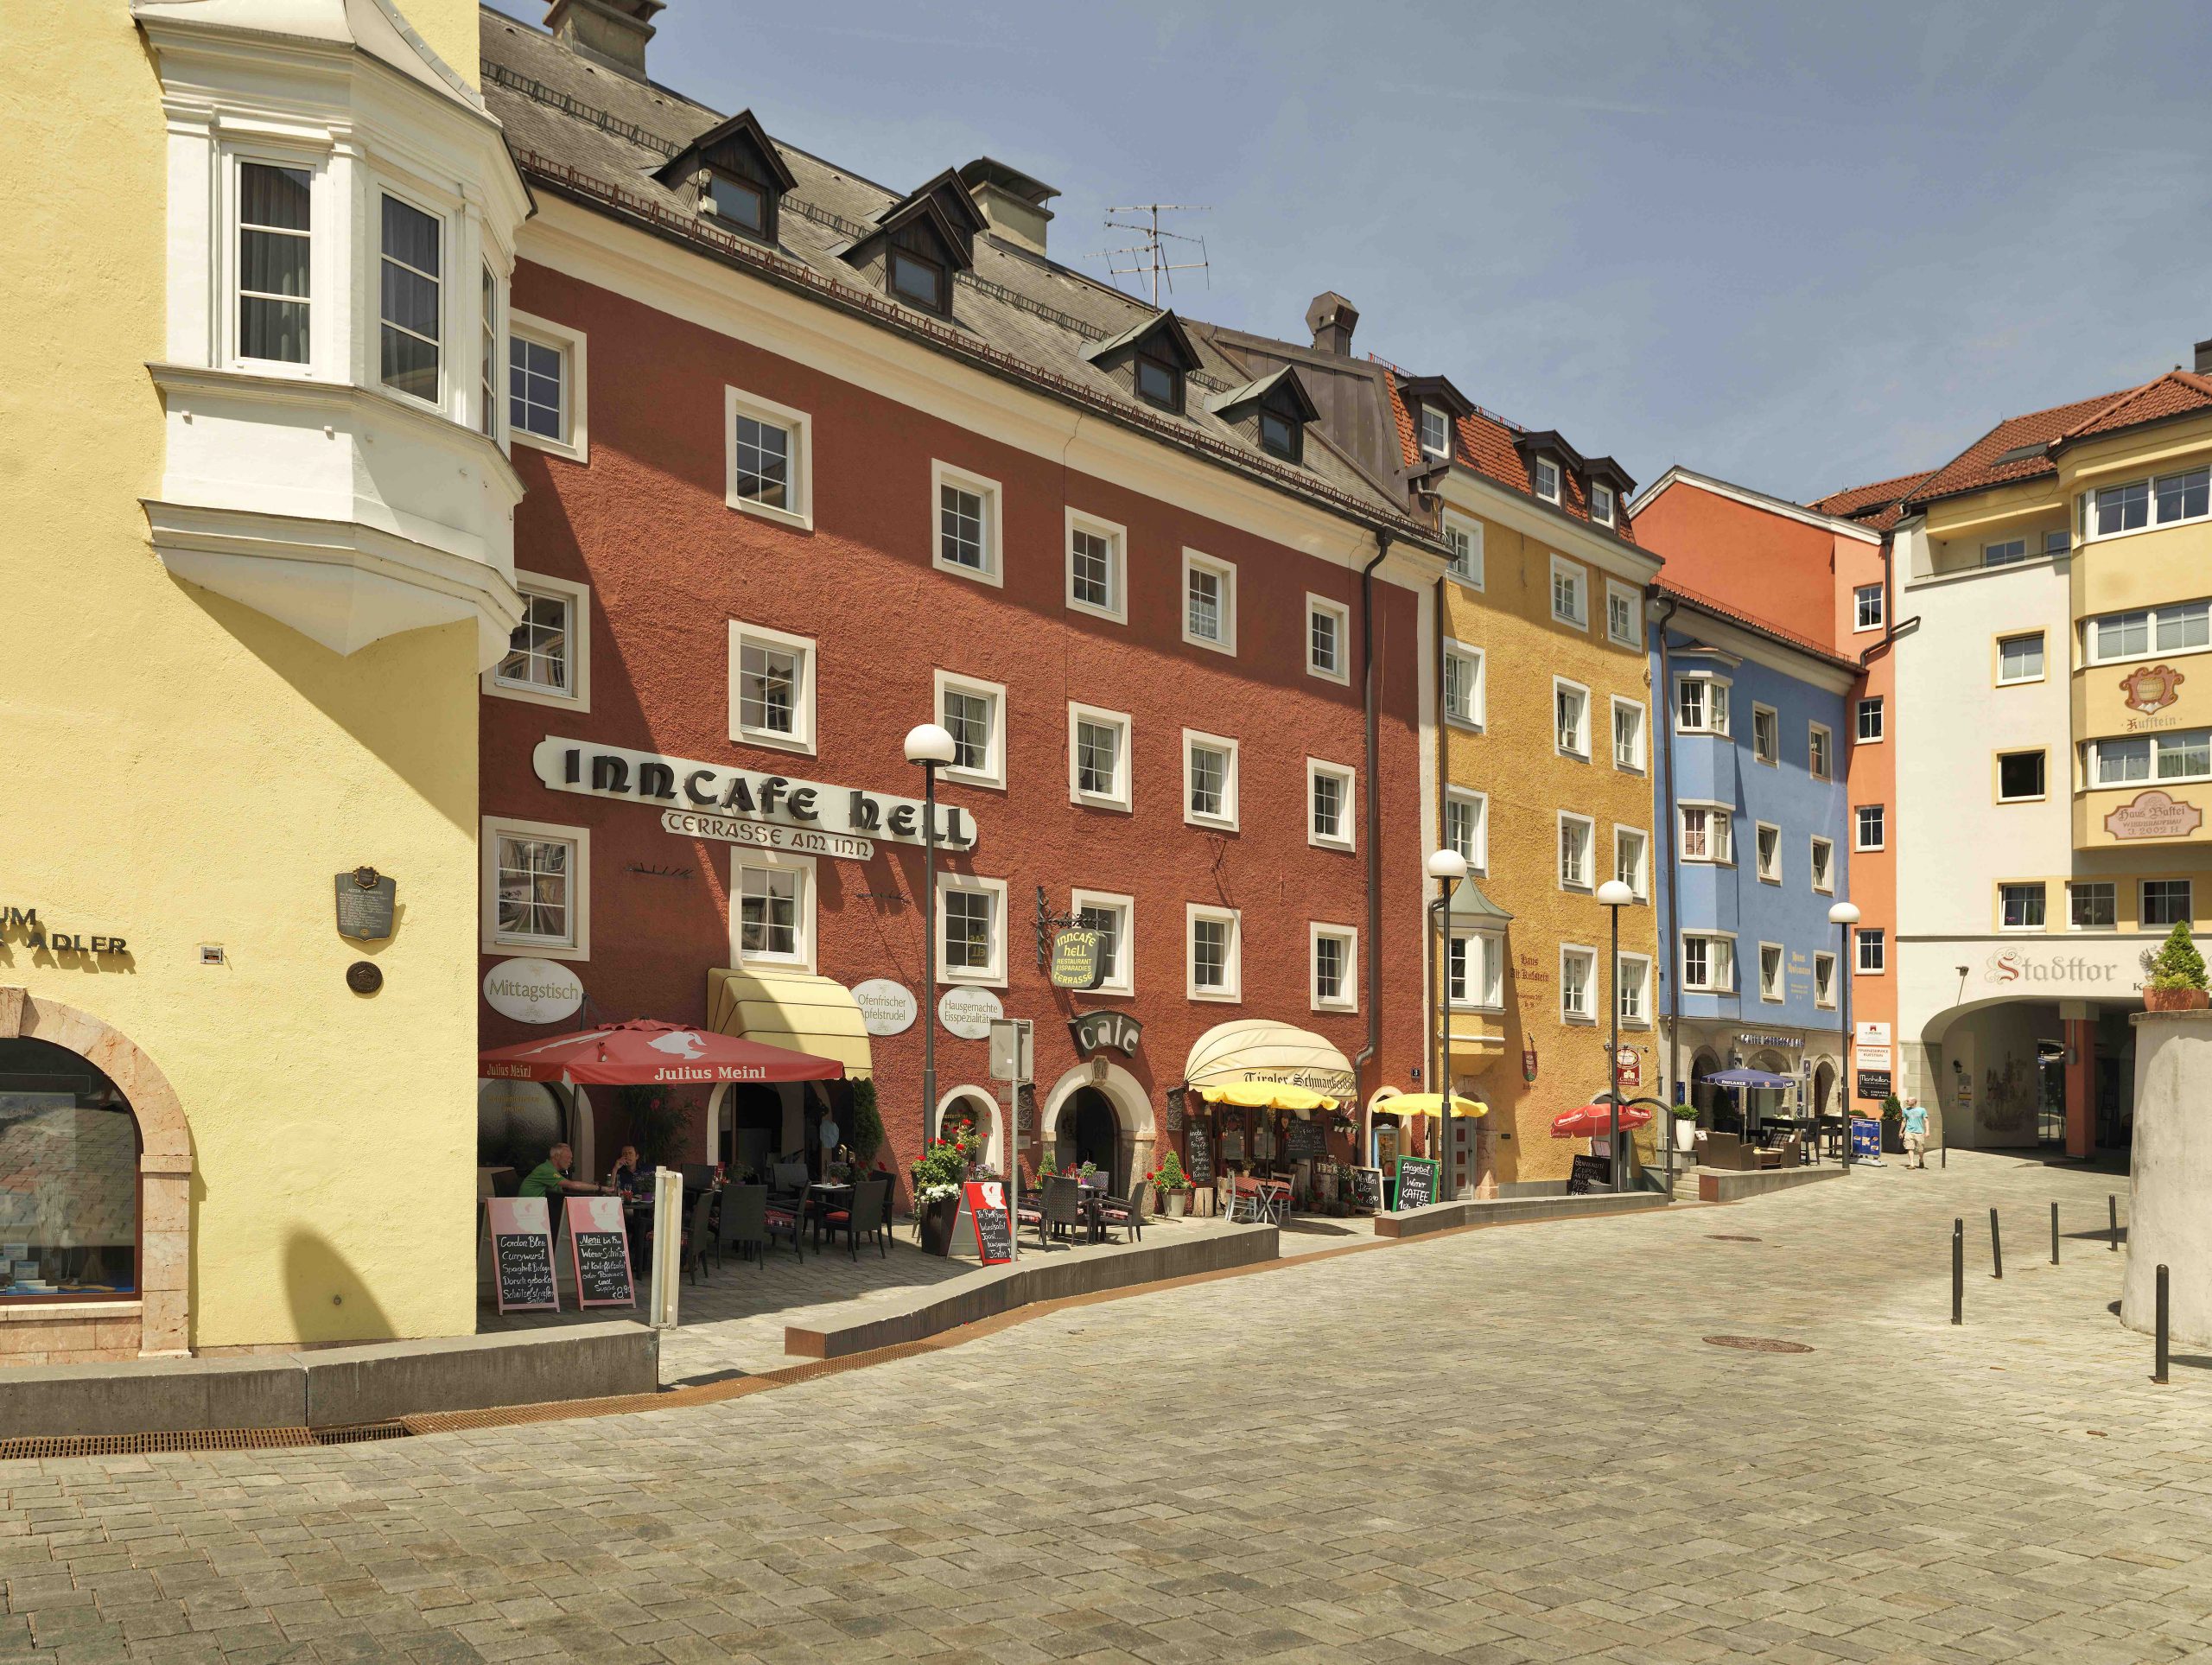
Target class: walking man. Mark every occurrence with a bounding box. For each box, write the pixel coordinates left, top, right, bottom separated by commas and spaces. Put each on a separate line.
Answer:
1901, 1096, 1930, 1169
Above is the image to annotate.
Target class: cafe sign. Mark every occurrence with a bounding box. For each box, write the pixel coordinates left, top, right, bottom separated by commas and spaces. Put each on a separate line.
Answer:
1070, 1009, 1142, 1058
2103, 788, 2202, 841
1049, 927, 1106, 990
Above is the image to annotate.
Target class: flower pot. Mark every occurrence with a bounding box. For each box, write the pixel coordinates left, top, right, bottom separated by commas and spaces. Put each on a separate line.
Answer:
917, 1193, 961, 1257
1673, 1118, 1698, 1153
2145, 986, 2210, 1012
1165, 1190, 1187, 1218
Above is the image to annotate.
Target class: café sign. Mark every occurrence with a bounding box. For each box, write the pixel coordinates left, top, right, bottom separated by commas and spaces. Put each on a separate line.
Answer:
1049, 927, 1106, 990
1069, 1009, 1142, 1058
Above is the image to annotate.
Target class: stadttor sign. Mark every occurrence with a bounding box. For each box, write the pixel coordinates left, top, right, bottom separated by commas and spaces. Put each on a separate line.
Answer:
2103, 788, 2203, 841
483, 957, 585, 1025
1982, 950, 2134, 988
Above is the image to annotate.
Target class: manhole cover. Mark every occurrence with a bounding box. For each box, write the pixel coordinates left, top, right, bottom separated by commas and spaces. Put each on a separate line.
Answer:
1707, 1234, 1762, 1242
1703, 1335, 1814, 1354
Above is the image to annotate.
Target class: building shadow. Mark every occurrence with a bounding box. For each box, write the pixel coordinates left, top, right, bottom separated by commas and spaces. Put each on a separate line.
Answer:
283, 1228, 399, 1345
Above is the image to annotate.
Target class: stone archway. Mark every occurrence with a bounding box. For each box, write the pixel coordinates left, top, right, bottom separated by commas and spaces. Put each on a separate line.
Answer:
934, 1085, 1002, 1172
0, 988, 193, 1357
1039, 1061, 1154, 1193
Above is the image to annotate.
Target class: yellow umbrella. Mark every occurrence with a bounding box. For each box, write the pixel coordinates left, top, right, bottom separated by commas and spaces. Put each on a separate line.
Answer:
1198, 1082, 1339, 1113
1375, 1093, 1487, 1121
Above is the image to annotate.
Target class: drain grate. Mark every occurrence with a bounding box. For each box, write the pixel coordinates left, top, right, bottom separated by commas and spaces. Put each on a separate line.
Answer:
309, 1421, 412, 1446
0, 1426, 311, 1462
1707, 1234, 1763, 1242
1703, 1335, 1814, 1354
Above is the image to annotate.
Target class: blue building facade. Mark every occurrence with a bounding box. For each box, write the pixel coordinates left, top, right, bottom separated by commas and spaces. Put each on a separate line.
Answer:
1653, 591, 1854, 1125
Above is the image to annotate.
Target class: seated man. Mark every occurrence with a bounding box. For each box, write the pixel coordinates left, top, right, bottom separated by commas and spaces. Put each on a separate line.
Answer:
518, 1142, 603, 1206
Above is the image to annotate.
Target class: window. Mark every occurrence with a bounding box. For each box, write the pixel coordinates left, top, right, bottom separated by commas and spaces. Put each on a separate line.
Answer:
704, 169, 768, 232
735, 853, 811, 969
1418, 404, 1452, 458
2088, 601, 2211, 664
1998, 750, 2046, 801
1554, 679, 1590, 758
1814, 952, 1836, 1008
1183, 731, 1239, 830
889, 244, 949, 314
1606, 583, 1638, 646
1135, 350, 1181, 412
1857, 928, 1885, 975
1560, 946, 1596, 1022
1443, 514, 1484, 586
1591, 483, 1616, 526
2094, 470, 2211, 537
378, 193, 441, 403
481, 817, 588, 959
1853, 582, 1885, 632
1611, 698, 1645, 772
2091, 729, 2212, 787
479, 265, 497, 437
2158, 467, 2211, 525
1998, 632, 2045, 683
1751, 704, 1778, 765
1306, 594, 1351, 683
1065, 511, 1126, 622
1856, 697, 1884, 743
1070, 889, 1135, 996
1811, 836, 1834, 893
488, 574, 590, 711
1308, 759, 1356, 852
1558, 813, 1593, 891
506, 313, 588, 461
1681, 804, 1732, 864
2069, 880, 2116, 931
932, 463, 1001, 583
1182, 550, 1237, 653
1999, 882, 2046, 931
237, 161, 312, 365
1550, 556, 1587, 627
1677, 675, 1729, 736
1983, 537, 2026, 567
1187, 905, 1242, 1001
0, 1036, 142, 1306
1755, 822, 1781, 883
1258, 408, 1302, 462
1759, 943, 1784, 1002
1068, 703, 1132, 810
728, 623, 814, 753
938, 874, 1007, 986
1445, 790, 1487, 872
935, 670, 1006, 790
2046, 529, 2070, 556
1444, 643, 1485, 727
1855, 804, 1885, 850
1614, 827, 1648, 899
1311, 925, 1357, 1013
1447, 931, 1503, 1009
717, 387, 811, 528
1809, 723, 1833, 781
1617, 954, 1651, 1026
1534, 456, 1561, 502
2143, 880, 2193, 929
1681, 933, 1735, 993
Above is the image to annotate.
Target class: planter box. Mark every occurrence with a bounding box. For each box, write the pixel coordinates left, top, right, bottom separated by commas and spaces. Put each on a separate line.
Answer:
918, 1194, 961, 1257
2145, 987, 2210, 1013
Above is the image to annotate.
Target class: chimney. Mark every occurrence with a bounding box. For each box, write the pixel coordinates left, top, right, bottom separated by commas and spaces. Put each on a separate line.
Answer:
2196, 337, 2212, 376
545, 0, 664, 80
957, 158, 1058, 257
1306, 291, 1358, 356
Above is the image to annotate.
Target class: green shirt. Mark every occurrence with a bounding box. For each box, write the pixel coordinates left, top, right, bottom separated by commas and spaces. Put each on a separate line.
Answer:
518, 1160, 569, 1202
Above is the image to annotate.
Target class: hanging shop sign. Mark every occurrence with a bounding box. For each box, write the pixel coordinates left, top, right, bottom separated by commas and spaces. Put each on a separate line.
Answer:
938, 987, 1003, 1040
333, 867, 397, 940
1048, 926, 1106, 990
482, 957, 585, 1026
2102, 789, 2203, 841
1070, 1009, 1142, 1058
1522, 1042, 1538, 1084
852, 979, 918, 1036
1614, 1046, 1641, 1089
532, 737, 973, 854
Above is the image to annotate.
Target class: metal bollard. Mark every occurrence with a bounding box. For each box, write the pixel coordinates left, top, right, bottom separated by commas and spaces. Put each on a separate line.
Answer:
2110, 1193, 2120, 1252
1941, 1143, 1947, 1169
1991, 1207, 2003, 1280
2154, 1264, 2170, 1385
2051, 1201, 2060, 1265
1952, 1218, 1964, 1325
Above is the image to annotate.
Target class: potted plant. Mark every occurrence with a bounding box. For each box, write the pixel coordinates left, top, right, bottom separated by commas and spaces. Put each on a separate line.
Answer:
908, 1131, 976, 1256
2145, 922, 2210, 1011
1880, 1092, 1905, 1154
1152, 1150, 1191, 1217
1670, 1103, 1699, 1154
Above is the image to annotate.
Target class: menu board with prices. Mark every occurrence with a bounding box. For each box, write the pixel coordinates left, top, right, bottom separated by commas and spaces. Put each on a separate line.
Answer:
1185, 1125, 1214, 1185
1284, 1117, 1326, 1161
565, 1196, 635, 1308
1394, 1156, 1439, 1212
965, 1180, 1014, 1265
486, 1197, 558, 1313
1348, 1166, 1384, 1212
1567, 1153, 1612, 1195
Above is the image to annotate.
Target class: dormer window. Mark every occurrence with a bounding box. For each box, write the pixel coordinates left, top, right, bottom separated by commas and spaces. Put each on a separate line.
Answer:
1259, 409, 1301, 462
1591, 482, 1614, 524
1418, 405, 1451, 459
653, 109, 793, 247
1534, 456, 1561, 502
1205, 362, 1318, 470
1135, 349, 1182, 412
889, 244, 949, 312
705, 170, 767, 234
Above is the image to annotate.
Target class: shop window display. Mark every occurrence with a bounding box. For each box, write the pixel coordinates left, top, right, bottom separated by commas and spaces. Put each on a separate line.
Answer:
0, 1036, 139, 1300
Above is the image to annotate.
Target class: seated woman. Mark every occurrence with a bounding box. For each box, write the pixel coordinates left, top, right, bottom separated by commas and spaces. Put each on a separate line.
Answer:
606, 1144, 645, 1192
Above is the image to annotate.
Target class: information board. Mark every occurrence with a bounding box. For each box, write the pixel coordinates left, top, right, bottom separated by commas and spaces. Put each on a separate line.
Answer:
1185, 1125, 1214, 1185
1856, 1069, 1892, 1101
1284, 1116, 1326, 1161
564, 1196, 634, 1308
1348, 1166, 1383, 1211
965, 1180, 1014, 1266
486, 1197, 558, 1313
1850, 1117, 1883, 1159
1567, 1153, 1611, 1195
1395, 1156, 1439, 1212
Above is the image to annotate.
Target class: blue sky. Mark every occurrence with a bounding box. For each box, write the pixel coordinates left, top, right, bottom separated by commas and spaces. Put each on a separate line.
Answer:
488, 2, 2212, 504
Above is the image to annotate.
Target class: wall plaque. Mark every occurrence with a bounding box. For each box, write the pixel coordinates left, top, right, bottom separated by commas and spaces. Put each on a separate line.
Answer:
2120, 663, 2184, 715
334, 867, 396, 940
2103, 789, 2203, 841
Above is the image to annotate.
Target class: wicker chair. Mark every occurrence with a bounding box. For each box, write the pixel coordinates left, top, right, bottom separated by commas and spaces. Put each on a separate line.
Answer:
1033, 1173, 1083, 1249
1096, 1180, 1149, 1244
678, 1186, 717, 1285
715, 1183, 767, 1270
823, 1176, 891, 1260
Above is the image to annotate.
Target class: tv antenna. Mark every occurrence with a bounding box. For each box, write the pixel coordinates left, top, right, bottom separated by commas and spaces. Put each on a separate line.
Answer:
1100, 204, 1211, 307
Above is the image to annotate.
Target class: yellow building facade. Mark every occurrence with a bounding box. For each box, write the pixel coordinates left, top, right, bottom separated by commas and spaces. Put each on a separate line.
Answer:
0, 0, 526, 1362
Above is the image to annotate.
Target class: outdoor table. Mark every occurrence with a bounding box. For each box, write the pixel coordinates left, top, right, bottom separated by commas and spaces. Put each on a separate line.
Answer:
806, 1181, 853, 1247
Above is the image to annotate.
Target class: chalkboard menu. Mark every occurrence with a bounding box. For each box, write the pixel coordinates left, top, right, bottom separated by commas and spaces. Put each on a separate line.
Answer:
486, 1197, 558, 1313
1395, 1156, 1439, 1212
1349, 1166, 1383, 1211
1185, 1125, 1214, 1185
1567, 1153, 1611, 1195
1284, 1117, 1326, 1161
565, 1196, 634, 1308
965, 1180, 1013, 1266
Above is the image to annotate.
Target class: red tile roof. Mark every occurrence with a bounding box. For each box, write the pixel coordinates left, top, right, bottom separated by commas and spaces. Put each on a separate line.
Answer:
1902, 371, 2212, 509
1806, 469, 1935, 531
2061, 371, 2212, 443
1654, 577, 1859, 671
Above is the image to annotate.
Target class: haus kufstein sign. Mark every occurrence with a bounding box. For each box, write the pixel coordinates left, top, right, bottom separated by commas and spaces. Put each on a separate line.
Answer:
1069, 1010, 1142, 1058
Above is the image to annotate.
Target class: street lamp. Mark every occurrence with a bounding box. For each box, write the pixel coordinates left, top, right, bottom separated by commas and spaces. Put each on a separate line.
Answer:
906, 722, 957, 1172
1427, 848, 1469, 1195
1597, 879, 1636, 1193
1828, 900, 1861, 1172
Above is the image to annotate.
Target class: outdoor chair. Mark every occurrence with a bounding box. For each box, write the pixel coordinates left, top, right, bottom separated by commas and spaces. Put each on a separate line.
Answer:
823, 1175, 890, 1260
1774, 1134, 1803, 1169
1697, 1132, 1759, 1172
715, 1182, 769, 1270
678, 1185, 717, 1285
1096, 1180, 1149, 1244
1034, 1174, 1082, 1249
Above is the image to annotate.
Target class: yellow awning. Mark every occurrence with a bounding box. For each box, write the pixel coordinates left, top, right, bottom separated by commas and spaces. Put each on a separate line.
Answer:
1374, 1093, 1488, 1121
1184, 1018, 1357, 1105
1199, 1082, 1338, 1113
706, 966, 873, 1077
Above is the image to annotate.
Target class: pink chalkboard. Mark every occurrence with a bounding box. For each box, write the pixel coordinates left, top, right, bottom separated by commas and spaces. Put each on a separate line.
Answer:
486, 1196, 559, 1313
565, 1195, 636, 1309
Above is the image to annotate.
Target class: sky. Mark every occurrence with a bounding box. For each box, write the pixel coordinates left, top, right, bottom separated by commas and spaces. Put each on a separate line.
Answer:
486, 1, 2212, 505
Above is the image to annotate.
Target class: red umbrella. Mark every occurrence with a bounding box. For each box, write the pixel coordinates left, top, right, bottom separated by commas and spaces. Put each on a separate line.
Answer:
1551, 1102, 1655, 1139
480, 1019, 844, 1086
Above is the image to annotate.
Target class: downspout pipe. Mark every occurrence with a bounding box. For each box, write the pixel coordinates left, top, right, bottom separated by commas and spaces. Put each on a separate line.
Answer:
1354, 531, 1391, 1133
1652, 590, 1684, 1127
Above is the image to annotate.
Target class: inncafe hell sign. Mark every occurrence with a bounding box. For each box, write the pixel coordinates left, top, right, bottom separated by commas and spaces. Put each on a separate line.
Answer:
532, 738, 975, 856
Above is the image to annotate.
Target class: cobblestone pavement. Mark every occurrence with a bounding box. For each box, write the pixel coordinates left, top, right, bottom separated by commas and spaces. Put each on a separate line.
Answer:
9, 1152, 2209, 1663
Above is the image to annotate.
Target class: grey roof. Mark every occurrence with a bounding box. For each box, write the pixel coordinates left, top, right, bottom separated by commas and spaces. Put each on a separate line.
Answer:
478, 10, 1430, 538
1447, 877, 1515, 924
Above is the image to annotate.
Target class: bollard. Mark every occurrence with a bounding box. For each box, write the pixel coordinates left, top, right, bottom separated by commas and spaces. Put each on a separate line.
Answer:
1941, 1143, 1947, 1169
2051, 1201, 2060, 1266
1991, 1207, 2003, 1280
1952, 1218, 1964, 1325
2154, 1263, 2170, 1385
2110, 1193, 2119, 1252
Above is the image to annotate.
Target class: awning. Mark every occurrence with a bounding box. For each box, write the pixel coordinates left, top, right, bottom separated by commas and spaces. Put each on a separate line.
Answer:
1184, 1018, 1357, 1103
1199, 1082, 1338, 1114
1704, 1068, 1794, 1090
1373, 1092, 1487, 1122
707, 966, 874, 1078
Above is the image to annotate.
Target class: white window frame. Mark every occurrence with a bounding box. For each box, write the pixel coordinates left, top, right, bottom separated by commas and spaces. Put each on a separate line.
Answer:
1305, 593, 1351, 684
1680, 801, 1732, 865
1681, 931, 1737, 994
1751, 702, 1779, 766
934, 669, 1007, 791
1613, 824, 1648, 900
1997, 748, 2048, 804
1309, 923, 1359, 1014
480, 815, 590, 961
2084, 599, 2212, 666
1605, 581, 1638, 646
226, 147, 322, 378
1810, 836, 1835, 895
1999, 881, 2047, 932
1549, 555, 1589, 628
1814, 951, 1837, 1009
510, 308, 588, 462
1068, 702, 1133, 812
1809, 722, 1834, 782
1611, 696, 1646, 772
1997, 631, 2047, 685
1677, 672, 1731, 736
1069, 887, 1135, 996
728, 620, 817, 755
1758, 941, 1785, 1003
936, 873, 1009, 988
2069, 880, 2118, 933
1445, 787, 1488, 874
1444, 640, 1486, 728
722, 384, 810, 529
1557, 811, 1595, 893
376, 184, 448, 412
730, 848, 816, 972
1534, 456, 1562, 503
1855, 696, 1884, 744
1447, 929, 1505, 1012
1065, 507, 1127, 625
1442, 512, 1484, 588
931, 460, 1002, 586
1591, 483, 1617, 526
1559, 944, 1597, 1025
2087, 732, 2212, 790
1182, 729, 1241, 832
1186, 903, 1243, 1002
1856, 928, 1886, 975
1853, 581, 1885, 632
1554, 676, 1591, 759
1755, 820, 1782, 884
1855, 804, 1886, 852
1307, 758, 1357, 853
1617, 951, 1652, 1028
1181, 549, 1238, 655
1417, 404, 1452, 459
486, 570, 591, 713
2087, 469, 2212, 543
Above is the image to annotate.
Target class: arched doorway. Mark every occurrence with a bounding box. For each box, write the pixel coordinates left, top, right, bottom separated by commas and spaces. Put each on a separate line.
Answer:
1689, 1050, 1723, 1124
477, 1078, 568, 1179
1812, 1059, 1837, 1121
0, 1035, 140, 1298
1038, 1062, 1155, 1196
934, 1087, 1001, 1172
720, 1083, 785, 1178
1064, 1087, 1118, 1185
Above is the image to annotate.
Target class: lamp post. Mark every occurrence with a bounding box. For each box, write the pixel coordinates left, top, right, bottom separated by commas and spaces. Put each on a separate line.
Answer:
1427, 848, 1469, 1197
1597, 879, 1636, 1193
905, 723, 957, 1173
1829, 900, 1861, 1173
